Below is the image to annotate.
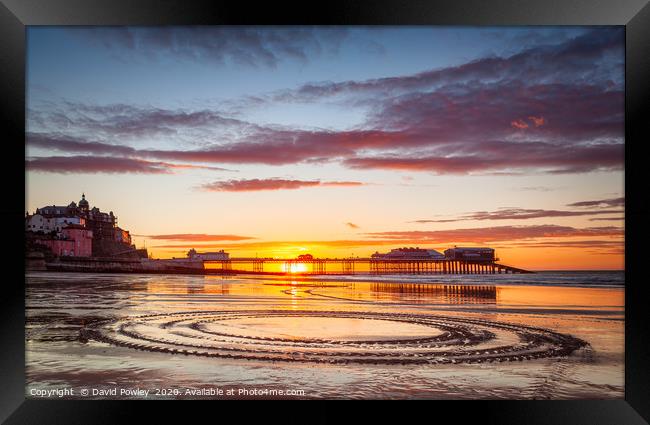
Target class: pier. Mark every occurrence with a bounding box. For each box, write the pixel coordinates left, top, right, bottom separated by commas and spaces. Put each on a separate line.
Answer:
204, 258, 533, 275
43, 256, 533, 275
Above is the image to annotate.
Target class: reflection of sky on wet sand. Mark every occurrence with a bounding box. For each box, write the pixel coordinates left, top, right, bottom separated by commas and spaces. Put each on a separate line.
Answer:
26, 272, 623, 399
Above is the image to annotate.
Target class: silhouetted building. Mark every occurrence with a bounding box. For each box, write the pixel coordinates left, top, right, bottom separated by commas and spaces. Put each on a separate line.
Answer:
372, 247, 445, 260
187, 249, 229, 261
444, 247, 496, 262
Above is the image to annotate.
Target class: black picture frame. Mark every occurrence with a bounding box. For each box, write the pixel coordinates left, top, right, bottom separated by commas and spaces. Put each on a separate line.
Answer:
1, 0, 648, 423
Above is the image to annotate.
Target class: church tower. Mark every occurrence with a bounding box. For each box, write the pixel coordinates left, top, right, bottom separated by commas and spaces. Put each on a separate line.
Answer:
79, 193, 89, 214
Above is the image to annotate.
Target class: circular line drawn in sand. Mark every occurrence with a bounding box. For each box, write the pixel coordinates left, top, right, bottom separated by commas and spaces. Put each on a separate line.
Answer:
81, 310, 588, 365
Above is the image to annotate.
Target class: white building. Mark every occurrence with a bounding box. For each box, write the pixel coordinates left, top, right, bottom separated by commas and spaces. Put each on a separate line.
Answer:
25, 214, 51, 233
371, 247, 445, 260
51, 216, 85, 233
26, 214, 85, 235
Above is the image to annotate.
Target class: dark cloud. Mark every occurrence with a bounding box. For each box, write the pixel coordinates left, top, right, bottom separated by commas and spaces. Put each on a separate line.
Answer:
199, 178, 364, 192
26, 156, 174, 174
27, 132, 138, 155
365, 225, 623, 243
343, 140, 623, 174
73, 27, 350, 68
412, 207, 624, 223
143, 128, 413, 166
281, 28, 622, 101
567, 197, 625, 208
513, 240, 623, 248
27, 125, 407, 166
26, 133, 234, 172
27, 125, 624, 176
27, 28, 623, 176
25, 155, 228, 174
358, 81, 624, 160
28, 105, 251, 140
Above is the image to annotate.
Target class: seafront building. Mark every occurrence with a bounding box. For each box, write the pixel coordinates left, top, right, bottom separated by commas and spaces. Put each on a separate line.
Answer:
371, 247, 446, 260
187, 249, 229, 261
26, 224, 93, 257
443, 247, 496, 262
25, 194, 145, 258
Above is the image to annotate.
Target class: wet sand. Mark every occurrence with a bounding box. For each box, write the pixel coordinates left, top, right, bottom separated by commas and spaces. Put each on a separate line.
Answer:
25, 271, 624, 399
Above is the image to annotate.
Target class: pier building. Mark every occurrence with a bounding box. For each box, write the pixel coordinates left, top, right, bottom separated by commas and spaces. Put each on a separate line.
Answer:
187, 249, 229, 261
444, 247, 496, 262
371, 247, 445, 260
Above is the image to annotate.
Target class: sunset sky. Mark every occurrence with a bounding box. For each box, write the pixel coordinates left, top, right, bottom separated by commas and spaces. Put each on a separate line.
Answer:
25, 26, 624, 269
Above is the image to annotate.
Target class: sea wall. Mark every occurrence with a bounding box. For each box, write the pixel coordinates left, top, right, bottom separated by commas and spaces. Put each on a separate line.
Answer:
26, 252, 47, 271
92, 240, 148, 259
45, 257, 205, 274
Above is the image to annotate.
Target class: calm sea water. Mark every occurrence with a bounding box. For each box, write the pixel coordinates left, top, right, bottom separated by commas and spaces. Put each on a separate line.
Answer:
25, 271, 624, 399
304, 270, 625, 287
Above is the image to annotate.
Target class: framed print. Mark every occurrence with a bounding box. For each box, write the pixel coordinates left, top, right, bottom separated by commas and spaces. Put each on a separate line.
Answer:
1, 0, 649, 423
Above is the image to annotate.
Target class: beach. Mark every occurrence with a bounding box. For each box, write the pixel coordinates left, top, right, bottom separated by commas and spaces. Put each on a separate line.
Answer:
25, 271, 624, 399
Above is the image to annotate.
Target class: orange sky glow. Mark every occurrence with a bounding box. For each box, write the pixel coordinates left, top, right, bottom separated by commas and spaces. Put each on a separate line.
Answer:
142, 232, 624, 270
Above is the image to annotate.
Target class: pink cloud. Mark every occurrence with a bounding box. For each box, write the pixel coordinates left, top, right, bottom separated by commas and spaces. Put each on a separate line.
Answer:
321, 181, 365, 187
143, 234, 255, 241
528, 116, 546, 127
199, 178, 364, 192
25, 156, 174, 174
511, 119, 529, 129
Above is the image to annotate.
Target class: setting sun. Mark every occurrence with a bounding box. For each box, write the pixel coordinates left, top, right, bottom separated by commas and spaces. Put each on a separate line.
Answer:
283, 262, 309, 274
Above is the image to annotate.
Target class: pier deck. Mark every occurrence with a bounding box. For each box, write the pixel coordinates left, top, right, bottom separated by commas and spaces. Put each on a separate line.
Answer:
43, 256, 533, 275
205, 258, 534, 275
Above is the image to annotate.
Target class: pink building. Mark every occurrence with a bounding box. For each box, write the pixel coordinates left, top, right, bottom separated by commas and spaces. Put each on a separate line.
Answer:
35, 239, 76, 257
33, 224, 93, 257
62, 225, 93, 257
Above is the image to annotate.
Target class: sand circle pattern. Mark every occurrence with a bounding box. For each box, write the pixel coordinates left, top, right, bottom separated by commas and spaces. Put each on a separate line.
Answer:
82, 310, 588, 364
